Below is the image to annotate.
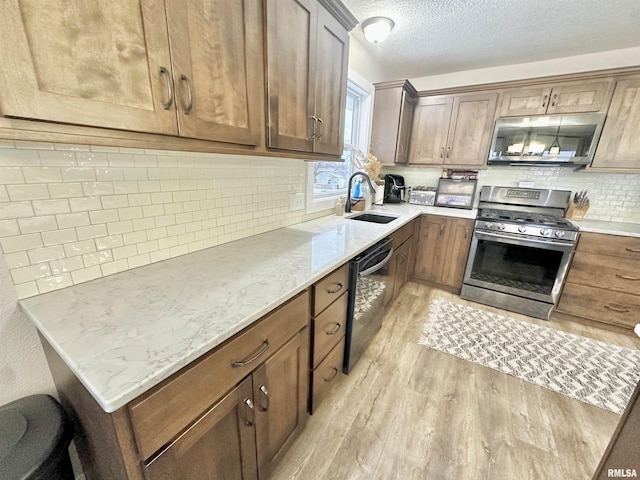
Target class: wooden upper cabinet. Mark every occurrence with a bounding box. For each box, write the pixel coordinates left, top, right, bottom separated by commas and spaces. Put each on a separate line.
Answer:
409, 96, 453, 165
591, 75, 640, 170
265, 0, 316, 153
370, 80, 418, 165
500, 79, 614, 116
409, 92, 497, 167
313, 4, 350, 156
445, 92, 498, 167
164, 0, 262, 145
0, 0, 177, 134
265, 0, 355, 157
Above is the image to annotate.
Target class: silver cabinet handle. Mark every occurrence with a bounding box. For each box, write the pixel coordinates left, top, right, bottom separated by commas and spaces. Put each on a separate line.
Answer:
159, 67, 174, 110
625, 247, 640, 253
551, 94, 558, 107
326, 282, 343, 294
446, 146, 451, 158
616, 273, 640, 281
316, 117, 324, 139
440, 147, 444, 159
326, 323, 341, 335
243, 398, 255, 426
604, 304, 630, 313
231, 339, 269, 367
439, 224, 444, 235
179, 74, 193, 114
398, 143, 404, 157
541, 94, 548, 108
309, 116, 317, 139
258, 385, 269, 412
324, 367, 339, 382
464, 228, 469, 239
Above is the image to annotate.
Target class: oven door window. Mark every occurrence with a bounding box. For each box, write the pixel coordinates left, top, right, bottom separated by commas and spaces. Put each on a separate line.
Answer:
469, 239, 564, 296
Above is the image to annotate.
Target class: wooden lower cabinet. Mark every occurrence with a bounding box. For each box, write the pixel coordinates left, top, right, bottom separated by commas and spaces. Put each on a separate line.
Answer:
413, 215, 473, 291
145, 377, 258, 480
557, 232, 640, 331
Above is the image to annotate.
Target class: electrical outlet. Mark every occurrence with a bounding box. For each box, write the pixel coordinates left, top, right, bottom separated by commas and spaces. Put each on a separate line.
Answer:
289, 192, 305, 211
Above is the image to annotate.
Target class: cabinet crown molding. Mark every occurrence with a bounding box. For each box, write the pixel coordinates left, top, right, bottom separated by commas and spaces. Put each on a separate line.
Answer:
318, 0, 358, 30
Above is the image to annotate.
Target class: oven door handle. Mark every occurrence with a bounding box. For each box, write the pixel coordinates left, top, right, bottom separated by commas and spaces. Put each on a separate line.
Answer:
475, 230, 574, 249
359, 248, 394, 277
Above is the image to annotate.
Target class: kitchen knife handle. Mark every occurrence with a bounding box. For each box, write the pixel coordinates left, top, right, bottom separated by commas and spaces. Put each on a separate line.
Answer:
159, 67, 174, 110
604, 303, 630, 313
231, 339, 269, 367
616, 274, 640, 281
180, 74, 193, 114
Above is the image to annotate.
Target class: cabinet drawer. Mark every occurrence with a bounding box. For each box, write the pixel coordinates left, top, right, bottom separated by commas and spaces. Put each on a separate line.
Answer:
391, 221, 415, 249
567, 252, 640, 295
310, 337, 345, 413
557, 283, 640, 329
577, 233, 640, 260
312, 292, 347, 368
129, 290, 310, 460
313, 264, 349, 315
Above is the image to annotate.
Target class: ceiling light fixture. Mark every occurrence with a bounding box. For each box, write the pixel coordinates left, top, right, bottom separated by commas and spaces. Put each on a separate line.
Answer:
361, 16, 394, 44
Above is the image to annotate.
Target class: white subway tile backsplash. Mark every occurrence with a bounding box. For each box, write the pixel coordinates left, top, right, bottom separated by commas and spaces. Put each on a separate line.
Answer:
48, 183, 84, 198
11, 263, 50, 284
0, 167, 25, 184
76, 224, 108, 240
61, 167, 96, 182
0, 186, 8, 202
100, 259, 128, 276
123, 231, 147, 245
0, 149, 40, 166
123, 168, 148, 181
37, 274, 74, 294
50, 257, 84, 274
17, 216, 58, 234
118, 206, 143, 221
33, 199, 70, 216
132, 217, 155, 231
76, 152, 109, 167
23, 167, 62, 183
42, 228, 77, 246
71, 266, 102, 284
3, 251, 29, 269
89, 209, 119, 225
7, 184, 50, 201
0, 219, 20, 237
112, 244, 137, 260
38, 150, 76, 167
82, 182, 114, 196
127, 253, 151, 269
95, 235, 124, 251
27, 245, 65, 265
69, 196, 102, 212
57, 212, 91, 229
95, 167, 124, 182
82, 250, 113, 267
63, 239, 96, 257
113, 181, 139, 194
107, 220, 134, 236
1, 233, 43, 253
14, 282, 39, 298
101, 195, 129, 209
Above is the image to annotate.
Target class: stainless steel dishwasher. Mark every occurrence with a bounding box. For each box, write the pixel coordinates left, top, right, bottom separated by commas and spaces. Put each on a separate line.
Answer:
344, 237, 393, 373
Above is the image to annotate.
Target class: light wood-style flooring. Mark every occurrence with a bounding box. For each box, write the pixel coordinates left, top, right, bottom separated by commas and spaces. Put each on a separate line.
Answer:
271, 282, 640, 480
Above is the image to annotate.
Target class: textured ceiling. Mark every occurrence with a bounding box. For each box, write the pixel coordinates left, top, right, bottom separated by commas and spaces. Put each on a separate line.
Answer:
343, 0, 640, 79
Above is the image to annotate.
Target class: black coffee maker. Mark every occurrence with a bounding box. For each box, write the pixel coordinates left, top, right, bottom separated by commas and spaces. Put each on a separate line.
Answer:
384, 174, 406, 203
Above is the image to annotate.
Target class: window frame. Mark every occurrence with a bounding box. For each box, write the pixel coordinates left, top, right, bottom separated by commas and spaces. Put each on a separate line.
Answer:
306, 69, 374, 213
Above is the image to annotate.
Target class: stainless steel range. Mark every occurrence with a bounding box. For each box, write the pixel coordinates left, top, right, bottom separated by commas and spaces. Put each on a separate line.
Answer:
461, 186, 578, 320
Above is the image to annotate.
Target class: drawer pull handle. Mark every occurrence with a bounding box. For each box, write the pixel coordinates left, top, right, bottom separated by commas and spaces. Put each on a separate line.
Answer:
324, 367, 339, 382
243, 398, 255, 426
326, 282, 343, 294
179, 74, 193, 114
616, 273, 640, 281
326, 323, 341, 335
625, 247, 640, 254
258, 385, 269, 412
231, 339, 269, 368
159, 67, 174, 110
604, 304, 630, 313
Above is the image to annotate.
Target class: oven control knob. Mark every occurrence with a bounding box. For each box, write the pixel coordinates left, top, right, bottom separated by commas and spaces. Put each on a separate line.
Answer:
540, 228, 550, 236
518, 226, 527, 233
497, 223, 505, 230
554, 230, 565, 238
485, 222, 494, 229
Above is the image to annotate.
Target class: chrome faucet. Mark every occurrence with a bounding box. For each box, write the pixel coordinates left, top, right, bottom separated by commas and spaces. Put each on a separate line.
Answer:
345, 171, 376, 213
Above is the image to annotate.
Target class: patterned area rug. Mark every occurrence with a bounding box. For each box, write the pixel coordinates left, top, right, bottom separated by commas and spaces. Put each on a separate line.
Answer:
418, 297, 640, 415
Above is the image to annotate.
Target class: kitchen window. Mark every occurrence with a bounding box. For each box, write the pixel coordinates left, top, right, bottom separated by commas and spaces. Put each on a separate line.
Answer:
306, 71, 373, 212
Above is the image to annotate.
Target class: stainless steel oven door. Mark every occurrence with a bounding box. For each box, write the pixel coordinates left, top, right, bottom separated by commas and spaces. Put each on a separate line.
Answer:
463, 230, 575, 304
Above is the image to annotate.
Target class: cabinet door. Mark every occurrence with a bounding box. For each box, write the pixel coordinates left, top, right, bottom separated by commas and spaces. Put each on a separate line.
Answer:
165, 0, 262, 145
265, 0, 316, 152
313, 4, 349, 156
253, 328, 309, 480
409, 97, 453, 165
439, 218, 473, 289
546, 79, 614, 114
0, 0, 178, 135
145, 377, 258, 480
413, 216, 448, 283
500, 86, 552, 116
396, 92, 415, 164
445, 92, 498, 167
591, 76, 640, 170
370, 87, 403, 165
392, 239, 411, 300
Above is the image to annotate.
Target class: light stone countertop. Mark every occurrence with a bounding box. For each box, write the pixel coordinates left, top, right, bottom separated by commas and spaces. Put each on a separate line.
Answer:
20, 203, 476, 413
574, 219, 640, 238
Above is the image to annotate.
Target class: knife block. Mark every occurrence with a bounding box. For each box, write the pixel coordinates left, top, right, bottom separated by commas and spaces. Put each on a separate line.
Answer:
567, 200, 590, 221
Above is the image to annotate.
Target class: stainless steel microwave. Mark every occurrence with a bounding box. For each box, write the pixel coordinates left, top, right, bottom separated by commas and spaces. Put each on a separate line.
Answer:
487, 113, 606, 166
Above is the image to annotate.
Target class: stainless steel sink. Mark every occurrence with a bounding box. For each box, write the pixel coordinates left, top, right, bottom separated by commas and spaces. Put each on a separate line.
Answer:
347, 213, 398, 224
